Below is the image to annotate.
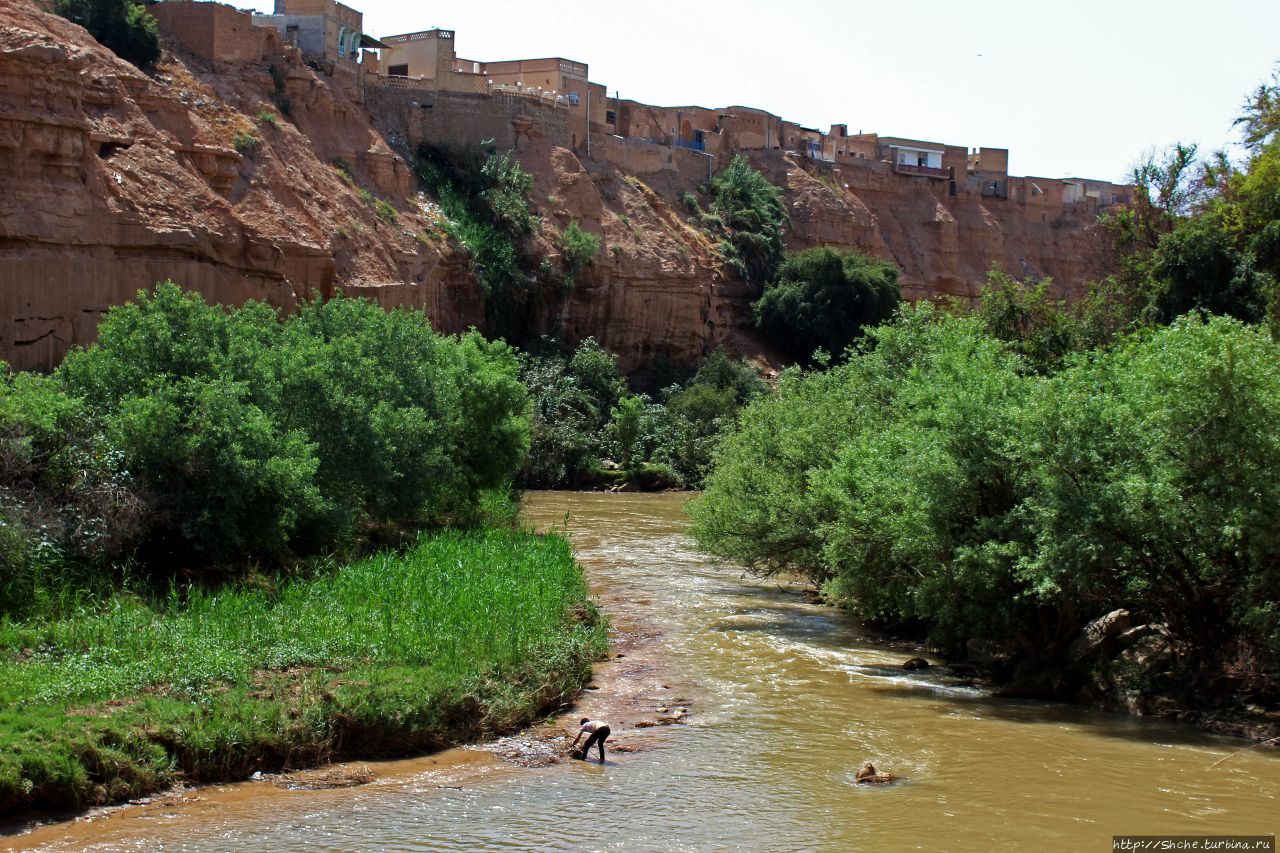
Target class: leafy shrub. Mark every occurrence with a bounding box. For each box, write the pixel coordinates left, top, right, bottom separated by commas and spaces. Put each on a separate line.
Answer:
0, 371, 144, 614
55, 0, 160, 68
752, 246, 900, 364
690, 156, 788, 285
106, 376, 323, 564
233, 132, 259, 154
332, 159, 355, 185
560, 220, 601, 287
256, 110, 281, 129
517, 338, 624, 488
55, 284, 529, 569
516, 339, 764, 489
693, 307, 1280, 676
1022, 316, 1280, 667
415, 144, 539, 340
479, 150, 536, 235
975, 267, 1087, 372
1147, 217, 1267, 324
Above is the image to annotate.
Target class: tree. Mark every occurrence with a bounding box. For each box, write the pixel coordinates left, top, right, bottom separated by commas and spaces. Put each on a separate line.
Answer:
1024, 316, 1280, 671
752, 246, 900, 364
608, 396, 646, 471
56, 0, 160, 68
691, 156, 789, 286
56, 284, 530, 566
975, 267, 1084, 372
1148, 218, 1266, 323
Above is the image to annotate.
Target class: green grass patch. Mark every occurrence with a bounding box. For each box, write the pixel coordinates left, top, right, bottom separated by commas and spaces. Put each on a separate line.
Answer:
0, 528, 606, 816
356, 187, 398, 223
232, 131, 259, 154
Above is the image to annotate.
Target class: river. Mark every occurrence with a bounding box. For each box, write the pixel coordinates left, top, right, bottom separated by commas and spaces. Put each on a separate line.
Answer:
12, 492, 1279, 851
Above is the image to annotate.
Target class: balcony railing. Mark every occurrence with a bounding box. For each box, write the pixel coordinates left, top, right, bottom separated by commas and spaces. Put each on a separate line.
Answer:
893, 162, 950, 179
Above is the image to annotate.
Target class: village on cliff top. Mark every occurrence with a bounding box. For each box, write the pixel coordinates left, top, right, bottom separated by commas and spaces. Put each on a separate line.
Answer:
151, 0, 1134, 216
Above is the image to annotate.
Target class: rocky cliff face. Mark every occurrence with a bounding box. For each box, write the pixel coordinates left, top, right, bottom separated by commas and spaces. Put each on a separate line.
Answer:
0, 0, 1111, 372
0, 0, 480, 371
768, 156, 1110, 304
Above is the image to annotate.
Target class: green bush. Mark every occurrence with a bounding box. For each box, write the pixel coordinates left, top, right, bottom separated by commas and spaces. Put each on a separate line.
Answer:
0, 371, 144, 614
55, 284, 529, 569
479, 150, 536, 235
560, 220, 601, 287
415, 144, 539, 340
233, 131, 259, 154
693, 308, 1280, 673
1147, 217, 1267, 324
1022, 316, 1280, 666
357, 187, 397, 223
752, 246, 900, 364
55, 0, 160, 68
974, 267, 1088, 372
517, 338, 623, 488
687, 156, 787, 285
516, 340, 764, 489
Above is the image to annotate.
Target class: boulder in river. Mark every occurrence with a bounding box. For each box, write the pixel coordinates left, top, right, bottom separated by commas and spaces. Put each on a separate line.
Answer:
903, 658, 929, 671
855, 762, 898, 785
1066, 609, 1135, 664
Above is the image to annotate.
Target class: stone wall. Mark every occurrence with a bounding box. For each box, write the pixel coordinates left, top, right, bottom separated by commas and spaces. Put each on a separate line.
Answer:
150, 2, 276, 63
365, 84, 570, 153
601, 135, 714, 183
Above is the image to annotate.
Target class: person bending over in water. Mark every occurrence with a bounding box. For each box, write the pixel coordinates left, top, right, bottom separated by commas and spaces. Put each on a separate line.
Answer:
571, 718, 611, 763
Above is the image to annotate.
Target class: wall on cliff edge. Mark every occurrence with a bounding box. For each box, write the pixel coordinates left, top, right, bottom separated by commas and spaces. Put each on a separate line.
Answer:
0, 0, 1114, 374
754, 153, 1112, 305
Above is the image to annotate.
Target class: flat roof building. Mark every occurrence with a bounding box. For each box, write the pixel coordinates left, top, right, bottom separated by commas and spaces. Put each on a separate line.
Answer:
254, 0, 383, 66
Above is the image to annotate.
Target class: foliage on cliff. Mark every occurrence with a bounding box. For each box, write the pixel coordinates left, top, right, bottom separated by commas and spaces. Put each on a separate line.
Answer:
559, 220, 601, 288
54, 0, 159, 68
1, 285, 528, 612
692, 306, 1280, 692
685, 155, 788, 286
752, 247, 901, 364
415, 143, 543, 341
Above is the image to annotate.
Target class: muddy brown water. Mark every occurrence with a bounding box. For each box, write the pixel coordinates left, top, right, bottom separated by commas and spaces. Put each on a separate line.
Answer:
10, 492, 1280, 851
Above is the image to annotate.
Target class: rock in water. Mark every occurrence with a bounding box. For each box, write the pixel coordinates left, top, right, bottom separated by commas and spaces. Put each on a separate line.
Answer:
903, 657, 929, 671
855, 762, 898, 785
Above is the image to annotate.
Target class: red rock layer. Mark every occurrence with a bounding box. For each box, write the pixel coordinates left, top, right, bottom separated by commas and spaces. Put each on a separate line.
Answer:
0, 0, 1110, 372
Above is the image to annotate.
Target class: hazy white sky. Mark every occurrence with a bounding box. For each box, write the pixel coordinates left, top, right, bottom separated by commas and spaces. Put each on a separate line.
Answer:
249, 0, 1280, 182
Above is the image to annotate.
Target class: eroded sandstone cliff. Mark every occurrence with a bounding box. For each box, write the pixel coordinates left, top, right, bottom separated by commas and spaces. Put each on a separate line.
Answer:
0, 0, 1111, 372
0, 0, 480, 371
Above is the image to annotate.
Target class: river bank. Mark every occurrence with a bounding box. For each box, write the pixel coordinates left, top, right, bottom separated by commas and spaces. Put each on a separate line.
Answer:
0, 528, 606, 821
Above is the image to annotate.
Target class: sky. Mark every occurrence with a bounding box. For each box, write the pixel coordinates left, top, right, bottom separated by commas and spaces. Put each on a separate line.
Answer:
247, 0, 1280, 182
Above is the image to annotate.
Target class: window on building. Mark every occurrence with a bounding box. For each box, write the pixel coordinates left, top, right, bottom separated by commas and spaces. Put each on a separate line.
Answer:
606, 110, 616, 124
389, 64, 409, 77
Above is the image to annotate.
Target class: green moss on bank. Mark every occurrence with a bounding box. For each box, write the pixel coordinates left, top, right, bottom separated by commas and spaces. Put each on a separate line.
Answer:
0, 528, 606, 816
